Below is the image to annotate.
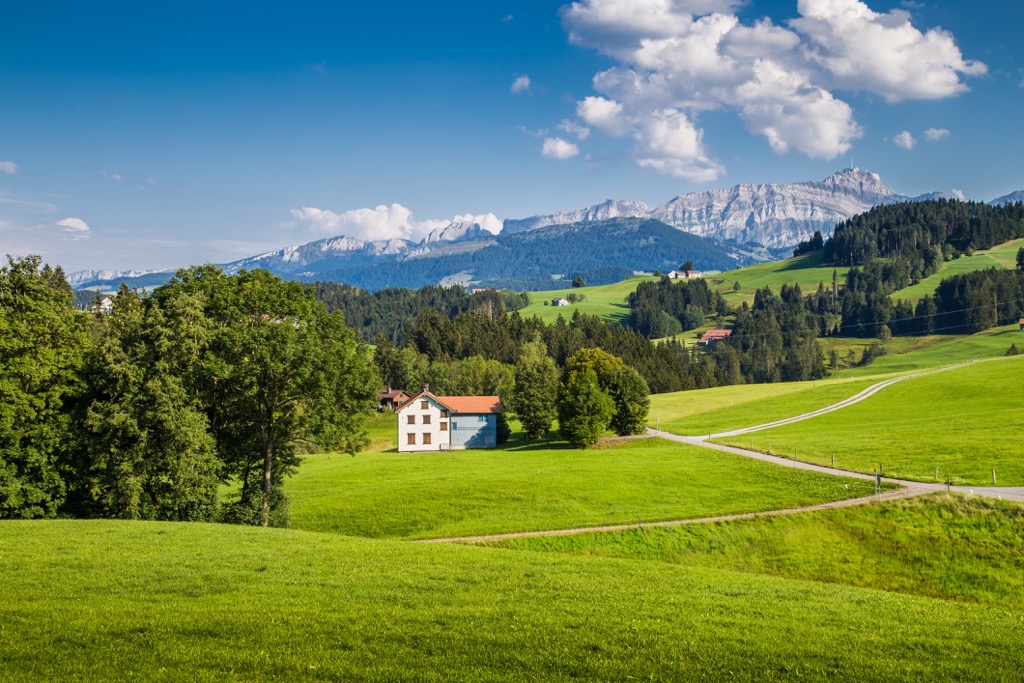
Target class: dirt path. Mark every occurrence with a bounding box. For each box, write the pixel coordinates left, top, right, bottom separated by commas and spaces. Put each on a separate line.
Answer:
417, 487, 927, 544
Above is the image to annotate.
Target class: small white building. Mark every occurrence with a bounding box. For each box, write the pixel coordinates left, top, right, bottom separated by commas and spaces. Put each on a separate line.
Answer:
552, 297, 571, 306
397, 390, 502, 453
668, 270, 703, 280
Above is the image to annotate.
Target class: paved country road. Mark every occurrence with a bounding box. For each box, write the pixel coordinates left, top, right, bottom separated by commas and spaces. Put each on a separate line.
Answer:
651, 354, 1024, 504
421, 356, 1024, 544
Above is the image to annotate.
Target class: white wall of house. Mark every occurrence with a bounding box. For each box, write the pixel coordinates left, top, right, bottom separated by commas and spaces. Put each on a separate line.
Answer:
397, 395, 452, 452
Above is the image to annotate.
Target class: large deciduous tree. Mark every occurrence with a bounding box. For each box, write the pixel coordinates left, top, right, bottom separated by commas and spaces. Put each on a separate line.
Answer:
0, 256, 90, 519
557, 368, 614, 449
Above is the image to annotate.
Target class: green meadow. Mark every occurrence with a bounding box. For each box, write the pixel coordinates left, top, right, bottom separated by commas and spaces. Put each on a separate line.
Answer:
287, 437, 878, 539
486, 494, 1024, 610
648, 376, 881, 436
891, 237, 1024, 302
714, 357, 1024, 486
3, 519, 1024, 682
709, 251, 849, 305
518, 275, 656, 324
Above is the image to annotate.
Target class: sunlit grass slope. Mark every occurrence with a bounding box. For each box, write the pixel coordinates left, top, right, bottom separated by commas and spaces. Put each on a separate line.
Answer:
892, 237, 1024, 302
518, 275, 656, 324
648, 377, 880, 436
487, 494, 1024, 610
715, 357, 1024, 486
3, 520, 1024, 681
708, 251, 849, 306
287, 438, 878, 539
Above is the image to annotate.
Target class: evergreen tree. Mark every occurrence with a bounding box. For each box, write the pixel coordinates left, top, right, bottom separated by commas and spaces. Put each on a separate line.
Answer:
604, 365, 650, 436
557, 369, 614, 449
510, 338, 559, 440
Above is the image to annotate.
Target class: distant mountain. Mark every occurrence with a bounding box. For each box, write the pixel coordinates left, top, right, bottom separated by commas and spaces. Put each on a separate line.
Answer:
990, 190, 1024, 206
504, 169, 958, 250
70, 217, 749, 293
503, 199, 650, 234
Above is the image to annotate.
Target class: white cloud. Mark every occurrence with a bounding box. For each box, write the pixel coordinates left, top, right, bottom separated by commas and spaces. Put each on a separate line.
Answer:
893, 130, 916, 150
511, 75, 532, 94
559, 119, 591, 140
792, 0, 986, 102
924, 127, 950, 142
290, 204, 503, 242
57, 217, 91, 239
952, 188, 965, 200
0, 161, 18, 175
635, 109, 723, 181
577, 97, 628, 135
557, 0, 982, 180
542, 137, 581, 160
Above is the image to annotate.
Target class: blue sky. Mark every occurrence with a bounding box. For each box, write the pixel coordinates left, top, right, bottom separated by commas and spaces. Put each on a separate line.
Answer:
2, 1, 1022, 272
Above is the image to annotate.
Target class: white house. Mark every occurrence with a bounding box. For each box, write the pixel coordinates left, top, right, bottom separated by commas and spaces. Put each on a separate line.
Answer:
552, 297, 571, 306
397, 389, 502, 453
668, 270, 703, 280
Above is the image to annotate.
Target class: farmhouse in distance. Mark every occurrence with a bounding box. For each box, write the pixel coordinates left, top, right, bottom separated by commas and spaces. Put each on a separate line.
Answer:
397, 388, 503, 452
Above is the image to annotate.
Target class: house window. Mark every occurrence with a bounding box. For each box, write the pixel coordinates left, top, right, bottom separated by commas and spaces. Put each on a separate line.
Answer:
407, 415, 415, 425
423, 433, 432, 445
440, 422, 448, 431
407, 433, 416, 445
441, 410, 449, 417
421, 400, 429, 410
423, 414, 431, 425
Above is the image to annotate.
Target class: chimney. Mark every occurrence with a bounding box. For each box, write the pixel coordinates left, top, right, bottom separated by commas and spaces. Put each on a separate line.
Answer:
423, 383, 430, 393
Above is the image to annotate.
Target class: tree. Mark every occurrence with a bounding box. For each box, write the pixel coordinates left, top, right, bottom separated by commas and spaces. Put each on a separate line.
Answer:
572, 275, 586, 288
0, 256, 90, 519
159, 266, 378, 527
1017, 247, 1024, 272
679, 260, 694, 277
510, 338, 559, 440
557, 369, 614, 448
604, 365, 650, 436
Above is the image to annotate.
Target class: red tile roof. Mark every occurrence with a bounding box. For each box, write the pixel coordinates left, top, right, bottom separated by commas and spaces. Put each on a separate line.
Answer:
699, 329, 733, 342
397, 392, 502, 414
438, 396, 502, 414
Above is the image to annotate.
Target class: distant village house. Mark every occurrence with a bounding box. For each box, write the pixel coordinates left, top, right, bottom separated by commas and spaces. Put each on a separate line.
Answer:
1019, 317, 1024, 331
668, 270, 703, 280
552, 297, 571, 306
378, 387, 411, 412
698, 329, 733, 347
397, 389, 502, 452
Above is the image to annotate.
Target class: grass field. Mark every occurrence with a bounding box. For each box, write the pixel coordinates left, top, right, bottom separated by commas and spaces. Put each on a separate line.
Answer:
648, 377, 881, 436
833, 323, 1022, 377
486, 494, 1024, 610
287, 437, 880, 539
3, 519, 1024, 681
518, 275, 656, 324
708, 251, 849, 305
713, 357, 1024, 486
891, 237, 1024, 302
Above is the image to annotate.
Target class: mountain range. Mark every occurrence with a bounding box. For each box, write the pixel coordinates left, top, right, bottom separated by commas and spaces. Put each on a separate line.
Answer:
70, 169, 1022, 292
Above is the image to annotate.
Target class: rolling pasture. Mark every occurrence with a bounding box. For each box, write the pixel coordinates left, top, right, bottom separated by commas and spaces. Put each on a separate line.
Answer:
486, 494, 1024, 610
714, 357, 1024, 486
518, 275, 655, 324
287, 437, 878, 539
3, 519, 1023, 682
891, 237, 1024, 302
709, 251, 849, 305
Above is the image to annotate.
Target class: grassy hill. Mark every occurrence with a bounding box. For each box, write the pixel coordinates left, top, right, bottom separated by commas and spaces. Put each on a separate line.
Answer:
891, 237, 1024, 302
286, 436, 878, 539
4, 518, 1024, 681
487, 493, 1024, 610
517, 275, 656, 324
708, 250, 849, 305
713, 356, 1024, 486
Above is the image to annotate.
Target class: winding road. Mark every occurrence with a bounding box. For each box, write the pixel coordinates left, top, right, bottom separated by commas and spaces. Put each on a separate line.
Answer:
422, 356, 1024, 544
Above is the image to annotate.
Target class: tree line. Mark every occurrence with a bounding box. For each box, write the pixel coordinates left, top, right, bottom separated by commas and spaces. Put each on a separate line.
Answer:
1, 257, 377, 524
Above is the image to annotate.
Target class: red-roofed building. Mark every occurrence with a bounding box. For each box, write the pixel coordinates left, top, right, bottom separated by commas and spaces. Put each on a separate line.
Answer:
378, 387, 411, 412
1019, 318, 1024, 331
698, 329, 733, 347
397, 387, 503, 452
